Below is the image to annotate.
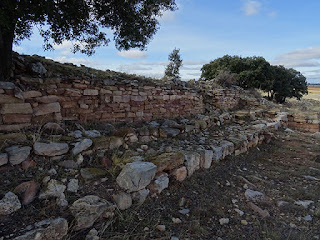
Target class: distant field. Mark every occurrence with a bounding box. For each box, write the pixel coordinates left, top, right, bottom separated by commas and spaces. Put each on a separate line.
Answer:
305, 86, 320, 101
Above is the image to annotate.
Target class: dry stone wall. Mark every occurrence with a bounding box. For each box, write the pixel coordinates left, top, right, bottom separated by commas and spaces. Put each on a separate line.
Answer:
288, 113, 320, 133
0, 79, 204, 131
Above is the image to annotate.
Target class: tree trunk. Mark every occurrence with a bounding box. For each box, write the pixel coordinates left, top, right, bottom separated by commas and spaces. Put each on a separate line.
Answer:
0, 27, 15, 81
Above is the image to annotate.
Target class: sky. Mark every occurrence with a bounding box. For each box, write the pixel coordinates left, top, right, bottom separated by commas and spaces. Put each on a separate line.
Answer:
14, 0, 320, 83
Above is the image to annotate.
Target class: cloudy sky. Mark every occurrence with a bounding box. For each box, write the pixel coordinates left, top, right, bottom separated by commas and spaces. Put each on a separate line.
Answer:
15, 0, 320, 83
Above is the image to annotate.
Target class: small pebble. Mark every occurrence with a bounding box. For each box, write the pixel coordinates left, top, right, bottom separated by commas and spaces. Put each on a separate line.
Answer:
219, 218, 229, 225
140, 145, 148, 151
172, 217, 182, 224
156, 225, 166, 231
241, 220, 248, 225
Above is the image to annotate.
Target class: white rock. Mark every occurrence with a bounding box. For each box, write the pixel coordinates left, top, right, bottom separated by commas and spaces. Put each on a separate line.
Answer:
5, 145, 31, 165
245, 189, 265, 202
67, 179, 79, 193
219, 218, 229, 225
294, 200, 314, 208
131, 189, 150, 205
116, 162, 157, 192
34, 142, 69, 157
39, 180, 66, 200
72, 139, 93, 155
183, 151, 200, 176
199, 150, 213, 169
149, 173, 169, 194
0, 192, 21, 215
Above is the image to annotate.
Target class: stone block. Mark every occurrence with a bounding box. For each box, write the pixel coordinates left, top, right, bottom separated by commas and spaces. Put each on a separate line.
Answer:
84, 89, 99, 96
183, 151, 200, 176
0, 94, 23, 104
116, 162, 157, 192
33, 102, 61, 116
1, 103, 33, 114
2, 114, 32, 124
22, 91, 42, 99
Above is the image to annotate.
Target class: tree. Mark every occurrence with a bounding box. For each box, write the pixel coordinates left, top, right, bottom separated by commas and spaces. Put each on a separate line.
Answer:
0, 0, 177, 81
271, 66, 308, 103
164, 48, 182, 79
201, 55, 308, 103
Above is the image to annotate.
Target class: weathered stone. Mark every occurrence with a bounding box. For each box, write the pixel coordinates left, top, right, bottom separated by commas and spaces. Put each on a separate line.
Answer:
0, 153, 8, 166
0, 94, 23, 104
14, 180, 39, 205
183, 151, 200, 176
70, 195, 115, 230
31, 62, 47, 75
131, 189, 150, 205
220, 140, 235, 158
36, 95, 59, 103
1, 103, 33, 114
22, 90, 42, 99
0, 192, 21, 215
149, 152, 185, 173
116, 162, 157, 192
84, 130, 101, 138
38, 179, 66, 200
85, 228, 99, 240
161, 127, 180, 137
0, 81, 15, 90
84, 89, 99, 96
210, 145, 223, 162
72, 139, 93, 155
2, 114, 32, 123
149, 173, 169, 194
58, 160, 79, 169
34, 142, 69, 157
112, 192, 132, 210
80, 168, 107, 180
13, 218, 68, 240
245, 189, 265, 202
247, 202, 270, 218
5, 145, 31, 165
33, 102, 61, 116
171, 166, 187, 182
67, 179, 79, 193
199, 150, 213, 169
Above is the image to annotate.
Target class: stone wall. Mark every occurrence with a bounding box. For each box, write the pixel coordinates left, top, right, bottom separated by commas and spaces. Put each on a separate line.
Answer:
0, 79, 204, 131
288, 114, 320, 133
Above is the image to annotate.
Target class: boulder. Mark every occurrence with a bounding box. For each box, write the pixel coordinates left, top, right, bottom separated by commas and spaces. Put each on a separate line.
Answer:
5, 145, 31, 165
72, 139, 93, 155
13, 218, 68, 240
70, 195, 115, 230
34, 142, 69, 157
116, 162, 157, 192
0, 192, 21, 215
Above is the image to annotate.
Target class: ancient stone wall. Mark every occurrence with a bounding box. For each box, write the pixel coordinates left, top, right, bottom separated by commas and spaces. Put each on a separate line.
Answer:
0, 79, 204, 131
288, 114, 320, 133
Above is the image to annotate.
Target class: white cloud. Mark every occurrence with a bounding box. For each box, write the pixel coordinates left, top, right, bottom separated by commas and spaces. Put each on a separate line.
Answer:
117, 50, 148, 59
51, 56, 94, 66
54, 41, 76, 55
243, 1, 261, 16
272, 46, 320, 68
158, 10, 176, 22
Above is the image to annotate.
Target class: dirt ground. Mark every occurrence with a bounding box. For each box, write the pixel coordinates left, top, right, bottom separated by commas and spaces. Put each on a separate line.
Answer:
83, 130, 320, 240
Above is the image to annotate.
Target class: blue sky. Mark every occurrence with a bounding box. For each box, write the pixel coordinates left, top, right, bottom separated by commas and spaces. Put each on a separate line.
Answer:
15, 0, 320, 83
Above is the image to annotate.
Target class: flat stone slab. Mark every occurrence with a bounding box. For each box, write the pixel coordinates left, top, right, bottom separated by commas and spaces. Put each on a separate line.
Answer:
116, 162, 157, 192
5, 145, 31, 165
34, 142, 69, 157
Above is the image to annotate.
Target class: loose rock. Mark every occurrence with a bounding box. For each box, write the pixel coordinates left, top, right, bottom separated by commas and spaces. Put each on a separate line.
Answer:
0, 192, 21, 215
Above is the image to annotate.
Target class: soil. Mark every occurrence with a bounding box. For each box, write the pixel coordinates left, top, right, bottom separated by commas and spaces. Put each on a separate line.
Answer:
82, 130, 320, 240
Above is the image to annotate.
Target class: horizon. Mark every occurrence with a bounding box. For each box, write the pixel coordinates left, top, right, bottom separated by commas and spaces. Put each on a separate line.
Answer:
14, 0, 320, 84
